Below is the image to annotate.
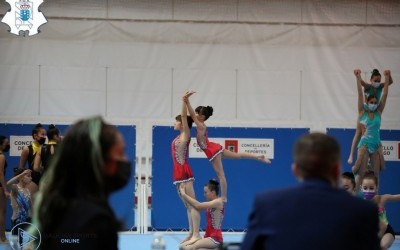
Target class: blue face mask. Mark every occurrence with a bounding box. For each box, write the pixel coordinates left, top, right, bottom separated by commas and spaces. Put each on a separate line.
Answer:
367, 103, 378, 111
372, 82, 380, 88
362, 191, 376, 200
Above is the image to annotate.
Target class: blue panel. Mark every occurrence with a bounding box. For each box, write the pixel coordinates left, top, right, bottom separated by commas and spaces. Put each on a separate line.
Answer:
327, 128, 400, 234
0, 123, 136, 230
152, 126, 309, 231
109, 125, 136, 230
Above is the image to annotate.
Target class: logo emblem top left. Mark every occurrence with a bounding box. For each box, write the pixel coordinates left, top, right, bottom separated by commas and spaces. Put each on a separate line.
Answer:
1, 0, 47, 36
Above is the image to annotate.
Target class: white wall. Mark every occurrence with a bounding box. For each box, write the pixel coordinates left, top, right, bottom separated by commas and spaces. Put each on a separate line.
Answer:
1, 0, 399, 159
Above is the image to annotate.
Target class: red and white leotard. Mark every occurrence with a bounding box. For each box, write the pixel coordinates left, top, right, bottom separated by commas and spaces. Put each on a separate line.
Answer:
196, 128, 223, 161
171, 136, 194, 184
204, 205, 224, 244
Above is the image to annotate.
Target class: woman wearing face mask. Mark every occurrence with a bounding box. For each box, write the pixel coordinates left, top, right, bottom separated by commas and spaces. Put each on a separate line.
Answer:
351, 69, 390, 193
0, 136, 10, 243
361, 171, 400, 250
33, 124, 62, 175
361, 69, 393, 102
19, 123, 46, 195
348, 69, 393, 166
33, 116, 131, 250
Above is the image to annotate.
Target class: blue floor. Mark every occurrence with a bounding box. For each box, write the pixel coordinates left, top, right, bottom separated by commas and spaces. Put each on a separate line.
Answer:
118, 232, 245, 249
117, 233, 400, 250
0, 232, 398, 249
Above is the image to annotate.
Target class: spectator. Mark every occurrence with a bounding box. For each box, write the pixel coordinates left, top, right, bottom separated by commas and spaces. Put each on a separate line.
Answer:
241, 132, 380, 250
341, 171, 356, 195
33, 116, 132, 250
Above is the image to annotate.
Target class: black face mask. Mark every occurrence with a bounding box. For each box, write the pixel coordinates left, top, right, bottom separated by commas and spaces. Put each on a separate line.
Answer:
38, 137, 46, 145
3, 145, 10, 152
105, 160, 132, 193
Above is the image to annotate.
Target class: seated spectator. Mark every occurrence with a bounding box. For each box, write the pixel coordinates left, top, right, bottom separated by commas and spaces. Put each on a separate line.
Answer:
241, 132, 380, 250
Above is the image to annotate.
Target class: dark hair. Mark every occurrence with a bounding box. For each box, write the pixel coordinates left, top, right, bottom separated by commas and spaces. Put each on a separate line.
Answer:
0, 136, 6, 145
341, 172, 355, 188
47, 124, 60, 141
34, 116, 119, 233
370, 69, 381, 80
32, 123, 45, 137
366, 95, 377, 102
14, 167, 25, 177
361, 170, 378, 186
175, 115, 194, 129
195, 106, 213, 121
205, 179, 219, 196
293, 133, 340, 181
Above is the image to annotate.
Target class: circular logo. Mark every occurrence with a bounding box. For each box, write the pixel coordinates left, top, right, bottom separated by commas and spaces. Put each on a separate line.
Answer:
9, 222, 41, 250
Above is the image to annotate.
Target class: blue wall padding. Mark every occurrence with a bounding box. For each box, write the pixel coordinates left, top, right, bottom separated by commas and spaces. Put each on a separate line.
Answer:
152, 126, 309, 231
0, 123, 136, 230
327, 128, 400, 233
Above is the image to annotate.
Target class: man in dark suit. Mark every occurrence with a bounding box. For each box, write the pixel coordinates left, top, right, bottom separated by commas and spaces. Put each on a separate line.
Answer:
241, 132, 380, 250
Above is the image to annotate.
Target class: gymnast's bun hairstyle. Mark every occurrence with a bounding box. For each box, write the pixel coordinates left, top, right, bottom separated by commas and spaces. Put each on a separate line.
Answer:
195, 106, 214, 121
32, 123, 44, 137
206, 179, 220, 195
370, 69, 381, 79
361, 170, 378, 186
47, 124, 60, 140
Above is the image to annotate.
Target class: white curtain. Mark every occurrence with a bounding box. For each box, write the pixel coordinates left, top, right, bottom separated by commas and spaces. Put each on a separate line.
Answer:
0, 0, 399, 127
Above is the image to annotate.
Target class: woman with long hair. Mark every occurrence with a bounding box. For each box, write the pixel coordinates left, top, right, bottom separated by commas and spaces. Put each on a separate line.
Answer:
33, 116, 132, 250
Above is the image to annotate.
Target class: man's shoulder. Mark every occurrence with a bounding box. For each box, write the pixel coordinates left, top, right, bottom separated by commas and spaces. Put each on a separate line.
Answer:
255, 186, 300, 202
255, 185, 376, 211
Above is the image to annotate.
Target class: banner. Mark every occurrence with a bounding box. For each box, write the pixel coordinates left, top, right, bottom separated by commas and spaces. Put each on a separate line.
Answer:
9, 136, 34, 157
189, 138, 274, 159
381, 141, 400, 161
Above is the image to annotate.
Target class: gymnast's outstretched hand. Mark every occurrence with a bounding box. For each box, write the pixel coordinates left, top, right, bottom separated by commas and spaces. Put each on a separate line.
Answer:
182, 91, 196, 103
354, 69, 361, 77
